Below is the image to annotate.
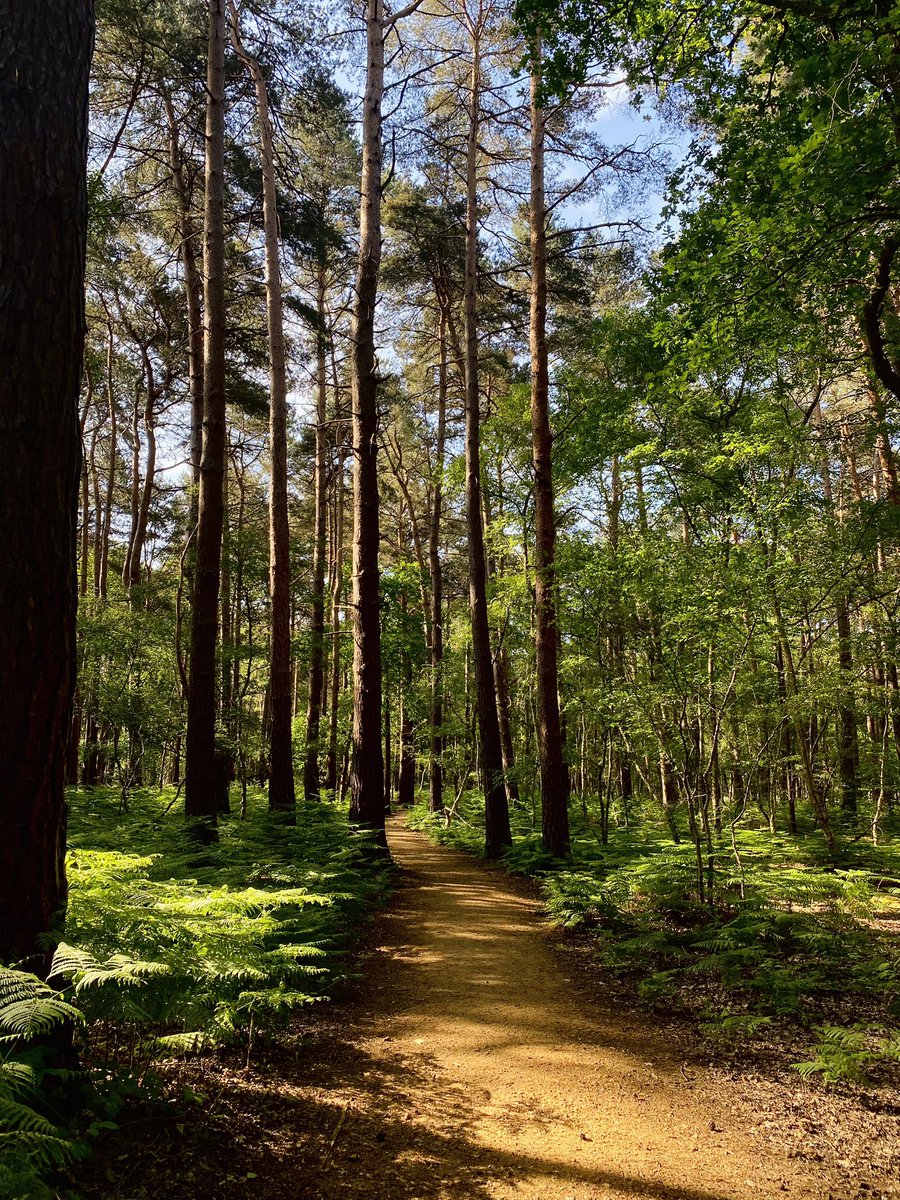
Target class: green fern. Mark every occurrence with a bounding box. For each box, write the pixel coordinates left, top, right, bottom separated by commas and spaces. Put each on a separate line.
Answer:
699, 1011, 772, 1042
0, 969, 81, 1042
795, 1024, 900, 1084
0, 968, 88, 1199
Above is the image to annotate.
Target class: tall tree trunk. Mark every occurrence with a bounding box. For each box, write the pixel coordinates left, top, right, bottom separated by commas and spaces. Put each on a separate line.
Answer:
464, 31, 511, 858
125, 349, 157, 590
816, 400, 860, 821
0, 0, 92, 964
163, 91, 204, 506
494, 640, 519, 803
327, 446, 347, 795
609, 457, 631, 825
428, 302, 447, 812
123, 383, 140, 588
769, 584, 837, 854
70, 398, 90, 782
530, 50, 570, 857
836, 596, 860, 821
229, 9, 295, 812
398, 589, 415, 807
304, 269, 329, 799
185, 0, 228, 830
481, 479, 520, 807
91, 428, 103, 596
220, 452, 233, 732
99, 320, 116, 601
383, 684, 392, 813
349, 0, 386, 841
79, 420, 93, 598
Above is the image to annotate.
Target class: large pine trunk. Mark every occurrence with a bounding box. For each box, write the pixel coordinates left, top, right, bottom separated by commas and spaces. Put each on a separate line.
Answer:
464, 38, 511, 859
0, 0, 92, 964
529, 55, 570, 858
185, 0, 228, 829
349, 0, 386, 840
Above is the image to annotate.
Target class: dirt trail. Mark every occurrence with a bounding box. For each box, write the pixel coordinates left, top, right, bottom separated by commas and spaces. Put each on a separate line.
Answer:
332, 816, 823, 1200
80, 816, 888, 1200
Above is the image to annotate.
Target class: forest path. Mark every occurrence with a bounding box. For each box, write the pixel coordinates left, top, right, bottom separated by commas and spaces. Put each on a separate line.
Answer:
313, 815, 824, 1200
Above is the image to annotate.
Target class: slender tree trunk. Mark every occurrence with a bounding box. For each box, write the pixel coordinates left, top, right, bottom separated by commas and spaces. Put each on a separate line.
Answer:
80, 421, 93, 598
123, 384, 140, 588
482, 480, 520, 807
185, 0, 228, 829
349, 0, 386, 841
529, 48, 569, 856
609, 458, 632, 826
398, 589, 415, 808
125, 350, 156, 589
220, 453, 233, 749
464, 33, 510, 858
327, 446, 347, 794
770, 589, 837, 853
836, 596, 860, 821
660, 753, 681, 842
229, 10, 295, 812
429, 302, 448, 812
383, 685, 392, 812
91, 429, 103, 596
0, 0, 92, 964
163, 91, 204, 505
304, 269, 329, 799
99, 321, 116, 601
494, 641, 519, 803
816, 400, 860, 822
866, 382, 900, 504
774, 642, 798, 833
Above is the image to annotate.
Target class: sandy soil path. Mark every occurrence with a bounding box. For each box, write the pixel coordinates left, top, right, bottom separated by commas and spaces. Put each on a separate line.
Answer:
330, 816, 824, 1200
81, 816, 887, 1200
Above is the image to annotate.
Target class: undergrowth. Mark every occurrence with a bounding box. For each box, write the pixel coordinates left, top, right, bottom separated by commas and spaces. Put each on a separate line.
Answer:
0, 968, 88, 1200
409, 794, 900, 1086
1, 786, 392, 1198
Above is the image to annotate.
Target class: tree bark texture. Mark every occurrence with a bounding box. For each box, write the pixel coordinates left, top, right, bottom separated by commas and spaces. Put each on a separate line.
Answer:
327, 447, 347, 794
0, 0, 93, 964
530, 55, 570, 858
429, 303, 448, 812
230, 8, 296, 812
185, 0, 228, 826
349, 0, 386, 841
464, 36, 511, 859
304, 270, 330, 800
163, 93, 204, 507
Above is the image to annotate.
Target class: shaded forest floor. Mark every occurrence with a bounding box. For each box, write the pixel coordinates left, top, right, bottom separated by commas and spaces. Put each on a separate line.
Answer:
76, 817, 900, 1200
